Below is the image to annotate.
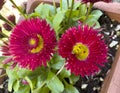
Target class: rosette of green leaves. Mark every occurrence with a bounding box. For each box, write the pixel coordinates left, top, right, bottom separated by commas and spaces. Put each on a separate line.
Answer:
4, 54, 79, 93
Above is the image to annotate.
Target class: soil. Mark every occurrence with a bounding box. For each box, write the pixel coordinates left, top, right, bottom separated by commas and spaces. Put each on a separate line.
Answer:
0, 12, 120, 93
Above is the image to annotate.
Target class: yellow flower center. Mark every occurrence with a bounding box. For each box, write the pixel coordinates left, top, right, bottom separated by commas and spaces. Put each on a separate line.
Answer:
29, 39, 36, 45
30, 35, 44, 53
72, 43, 89, 60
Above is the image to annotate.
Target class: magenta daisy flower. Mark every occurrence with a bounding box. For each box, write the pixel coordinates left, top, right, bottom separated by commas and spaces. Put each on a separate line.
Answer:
58, 25, 108, 77
0, 42, 17, 69
1, 42, 11, 56
9, 18, 57, 70
81, 0, 111, 3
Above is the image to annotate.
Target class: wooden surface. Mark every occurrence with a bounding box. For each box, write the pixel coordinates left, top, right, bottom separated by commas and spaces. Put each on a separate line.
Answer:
100, 45, 120, 93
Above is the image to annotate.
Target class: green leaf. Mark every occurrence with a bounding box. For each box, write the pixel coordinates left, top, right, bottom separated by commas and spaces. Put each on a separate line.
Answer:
8, 79, 16, 92
73, 3, 81, 10
32, 68, 48, 93
40, 86, 49, 93
6, 67, 19, 92
60, 0, 68, 10
17, 67, 44, 80
36, 74, 47, 87
35, 3, 55, 18
51, 54, 65, 70
6, 67, 19, 78
63, 84, 79, 93
17, 68, 32, 78
19, 67, 43, 77
85, 18, 100, 28
33, 86, 50, 93
28, 12, 40, 18
60, 68, 71, 78
69, 74, 80, 84
14, 85, 30, 93
35, 3, 49, 18
25, 76, 37, 90
66, 10, 79, 18
37, 86, 50, 93
79, 3, 87, 16
90, 10, 103, 20
53, 11, 65, 32
13, 80, 20, 92
85, 10, 102, 28
47, 71, 64, 93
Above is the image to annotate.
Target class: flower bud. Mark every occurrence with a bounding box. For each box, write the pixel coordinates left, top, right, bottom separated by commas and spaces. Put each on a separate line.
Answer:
0, 0, 5, 10
3, 15, 16, 31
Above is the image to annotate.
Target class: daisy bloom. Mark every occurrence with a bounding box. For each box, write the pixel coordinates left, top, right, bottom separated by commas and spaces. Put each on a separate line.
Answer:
58, 25, 108, 77
1, 42, 11, 56
0, 42, 17, 69
9, 18, 56, 70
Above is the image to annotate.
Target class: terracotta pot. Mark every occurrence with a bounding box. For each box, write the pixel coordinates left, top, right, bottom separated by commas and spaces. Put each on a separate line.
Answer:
100, 45, 120, 93
93, 2, 120, 23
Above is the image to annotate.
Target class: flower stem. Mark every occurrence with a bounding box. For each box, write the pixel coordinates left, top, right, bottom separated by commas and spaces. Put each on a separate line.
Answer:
0, 73, 7, 78
67, 0, 69, 9
0, 14, 15, 27
52, 0, 56, 8
52, 0, 57, 13
0, 32, 9, 37
48, 63, 65, 82
9, 0, 27, 18
62, 78, 68, 85
60, 0, 62, 11
67, 0, 74, 26
85, 3, 93, 21
56, 63, 65, 76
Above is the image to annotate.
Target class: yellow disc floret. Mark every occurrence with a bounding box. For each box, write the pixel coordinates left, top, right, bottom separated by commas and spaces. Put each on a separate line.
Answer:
29, 38, 36, 45
72, 43, 89, 60
30, 35, 44, 53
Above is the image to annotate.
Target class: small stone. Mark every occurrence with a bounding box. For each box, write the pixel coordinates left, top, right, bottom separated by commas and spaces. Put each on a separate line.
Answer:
109, 41, 118, 47
110, 24, 113, 27
81, 84, 88, 89
100, 77, 104, 81
115, 25, 120, 31
104, 32, 110, 35
112, 35, 117, 39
